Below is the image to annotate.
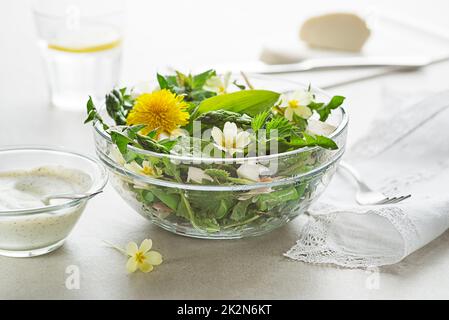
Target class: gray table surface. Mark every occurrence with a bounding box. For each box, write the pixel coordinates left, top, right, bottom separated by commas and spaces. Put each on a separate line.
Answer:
1, 0, 449, 299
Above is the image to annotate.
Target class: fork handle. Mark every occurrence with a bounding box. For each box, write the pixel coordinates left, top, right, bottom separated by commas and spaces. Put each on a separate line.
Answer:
339, 161, 373, 192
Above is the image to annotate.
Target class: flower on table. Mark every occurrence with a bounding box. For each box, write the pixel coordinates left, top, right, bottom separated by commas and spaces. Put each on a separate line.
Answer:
126, 89, 190, 136
211, 122, 251, 155
103, 238, 163, 274
187, 167, 214, 184
279, 90, 314, 121
203, 71, 232, 94
125, 239, 163, 273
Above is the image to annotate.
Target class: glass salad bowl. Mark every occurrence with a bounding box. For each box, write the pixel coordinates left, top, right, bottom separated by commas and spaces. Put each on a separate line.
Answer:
92, 75, 348, 239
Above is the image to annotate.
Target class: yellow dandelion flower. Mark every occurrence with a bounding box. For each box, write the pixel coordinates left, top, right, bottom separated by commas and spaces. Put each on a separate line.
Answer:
127, 89, 190, 135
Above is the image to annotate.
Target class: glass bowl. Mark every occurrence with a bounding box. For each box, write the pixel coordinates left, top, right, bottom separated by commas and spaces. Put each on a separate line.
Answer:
93, 75, 348, 239
0, 146, 108, 257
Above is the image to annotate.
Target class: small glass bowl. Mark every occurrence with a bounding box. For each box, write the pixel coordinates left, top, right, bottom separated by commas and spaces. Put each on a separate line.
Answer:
93, 75, 348, 239
0, 146, 108, 257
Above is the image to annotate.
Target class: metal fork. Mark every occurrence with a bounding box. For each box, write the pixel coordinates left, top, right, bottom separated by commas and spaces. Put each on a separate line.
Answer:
339, 162, 411, 205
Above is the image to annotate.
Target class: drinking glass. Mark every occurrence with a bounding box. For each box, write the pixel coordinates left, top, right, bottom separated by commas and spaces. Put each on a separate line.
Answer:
33, 0, 125, 110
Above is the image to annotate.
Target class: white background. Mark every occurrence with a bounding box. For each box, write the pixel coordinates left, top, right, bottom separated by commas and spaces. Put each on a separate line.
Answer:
1, 0, 449, 299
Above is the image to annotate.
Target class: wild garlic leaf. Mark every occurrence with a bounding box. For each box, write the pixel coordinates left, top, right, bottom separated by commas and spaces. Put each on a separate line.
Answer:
149, 188, 179, 211
197, 90, 280, 116
309, 95, 345, 121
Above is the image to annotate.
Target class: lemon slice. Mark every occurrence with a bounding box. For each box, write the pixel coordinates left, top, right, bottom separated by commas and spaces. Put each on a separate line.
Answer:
47, 26, 122, 53
48, 39, 122, 53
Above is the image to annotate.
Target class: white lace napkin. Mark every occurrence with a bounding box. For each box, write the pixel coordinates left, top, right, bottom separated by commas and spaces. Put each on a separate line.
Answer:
285, 90, 449, 268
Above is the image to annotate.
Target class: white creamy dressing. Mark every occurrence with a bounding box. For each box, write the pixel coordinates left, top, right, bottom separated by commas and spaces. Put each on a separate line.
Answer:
0, 166, 92, 251
0, 166, 91, 210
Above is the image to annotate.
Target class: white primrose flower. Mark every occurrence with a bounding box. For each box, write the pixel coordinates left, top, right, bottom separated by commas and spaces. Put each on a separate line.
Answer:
211, 122, 251, 155
124, 160, 159, 177
237, 163, 271, 182
187, 167, 214, 184
157, 128, 189, 141
203, 71, 232, 94
279, 90, 314, 121
110, 146, 126, 165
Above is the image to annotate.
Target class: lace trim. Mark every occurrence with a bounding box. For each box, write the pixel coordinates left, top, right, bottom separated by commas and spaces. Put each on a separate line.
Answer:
284, 207, 419, 268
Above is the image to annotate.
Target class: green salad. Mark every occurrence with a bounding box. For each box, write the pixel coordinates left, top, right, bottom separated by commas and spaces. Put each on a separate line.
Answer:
86, 70, 345, 234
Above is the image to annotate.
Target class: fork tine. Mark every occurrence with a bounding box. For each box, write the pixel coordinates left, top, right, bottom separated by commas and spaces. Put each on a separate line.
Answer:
380, 195, 412, 205
377, 197, 397, 205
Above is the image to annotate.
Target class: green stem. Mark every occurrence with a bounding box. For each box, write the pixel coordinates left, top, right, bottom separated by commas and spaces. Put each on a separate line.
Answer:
102, 240, 128, 256
223, 214, 261, 229
179, 192, 201, 230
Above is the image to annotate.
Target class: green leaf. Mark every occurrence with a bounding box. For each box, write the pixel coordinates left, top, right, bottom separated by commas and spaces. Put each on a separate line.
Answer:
84, 96, 109, 130
196, 90, 280, 116
255, 187, 299, 211
266, 116, 293, 139
126, 125, 147, 140
309, 95, 345, 121
230, 200, 252, 221
192, 69, 216, 89
251, 110, 271, 132
289, 132, 338, 150
150, 188, 179, 211
142, 190, 155, 203
215, 199, 231, 219
110, 131, 134, 154
136, 134, 172, 154
157, 73, 169, 89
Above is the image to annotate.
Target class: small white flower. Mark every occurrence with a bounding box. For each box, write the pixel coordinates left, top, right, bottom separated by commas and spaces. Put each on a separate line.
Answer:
211, 122, 251, 155
279, 90, 314, 121
237, 163, 271, 182
203, 72, 232, 94
124, 160, 159, 177
187, 167, 214, 184
110, 146, 126, 165
157, 128, 189, 141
